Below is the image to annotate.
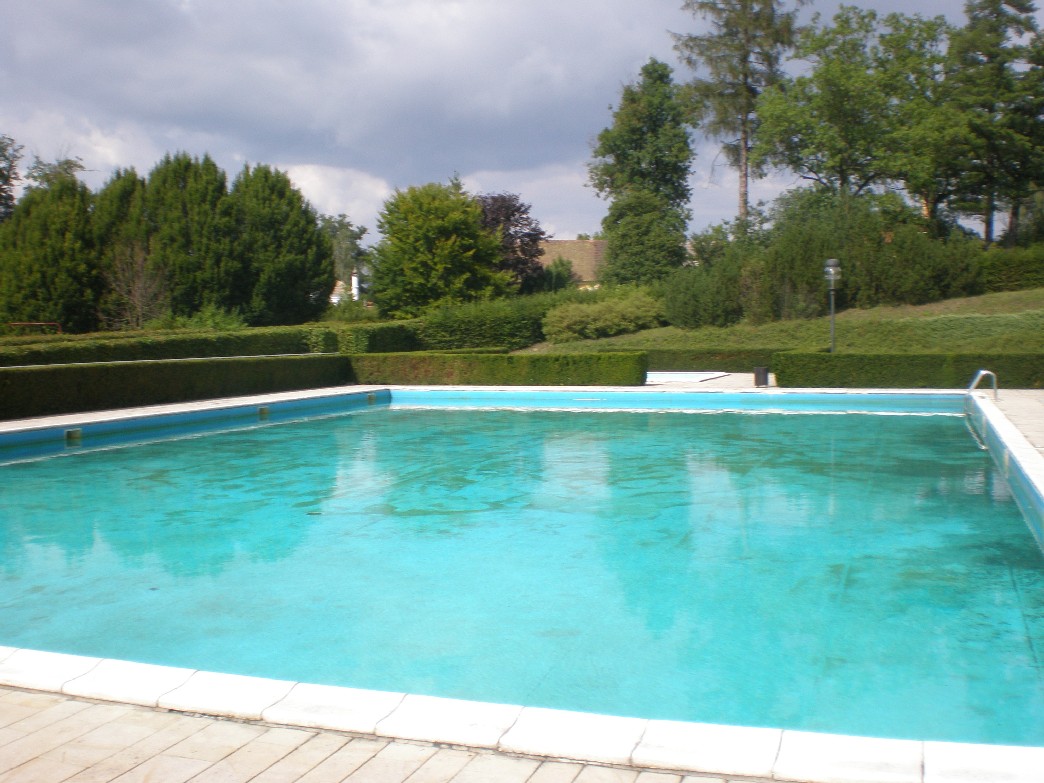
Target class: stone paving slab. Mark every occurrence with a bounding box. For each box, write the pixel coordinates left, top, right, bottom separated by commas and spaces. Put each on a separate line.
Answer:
0, 686, 751, 783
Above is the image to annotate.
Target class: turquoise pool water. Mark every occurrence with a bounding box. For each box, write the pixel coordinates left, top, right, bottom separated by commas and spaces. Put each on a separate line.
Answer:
1, 401, 1042, 745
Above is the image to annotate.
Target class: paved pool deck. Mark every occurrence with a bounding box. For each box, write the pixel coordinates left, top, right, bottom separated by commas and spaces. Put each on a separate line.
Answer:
1, 375, 1043, 783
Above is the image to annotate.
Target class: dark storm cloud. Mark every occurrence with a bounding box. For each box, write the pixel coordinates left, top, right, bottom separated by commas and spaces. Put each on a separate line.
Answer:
1, 0, 1036, 236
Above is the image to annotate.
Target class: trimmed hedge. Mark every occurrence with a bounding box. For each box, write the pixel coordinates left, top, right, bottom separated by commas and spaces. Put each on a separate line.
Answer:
641, 348, 786, 373
0, 355, 351, 420
0, 322, 424, 367
773, 352, 1044, 388
348, 352, 648, 386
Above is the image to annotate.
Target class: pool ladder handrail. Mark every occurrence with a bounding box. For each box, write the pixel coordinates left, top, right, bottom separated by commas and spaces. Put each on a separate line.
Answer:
967, 368, 997, 401
963, 369, 997, 451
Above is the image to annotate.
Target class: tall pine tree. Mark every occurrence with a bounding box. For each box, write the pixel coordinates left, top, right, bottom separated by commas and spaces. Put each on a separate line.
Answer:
674, 0, 804, 223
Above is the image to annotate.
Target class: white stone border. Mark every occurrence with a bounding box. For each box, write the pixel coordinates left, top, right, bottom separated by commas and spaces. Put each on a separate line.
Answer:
1, 386, 1043, 783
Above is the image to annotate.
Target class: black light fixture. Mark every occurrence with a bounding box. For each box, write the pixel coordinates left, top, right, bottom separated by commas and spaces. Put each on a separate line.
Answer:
824, 258, 840, 354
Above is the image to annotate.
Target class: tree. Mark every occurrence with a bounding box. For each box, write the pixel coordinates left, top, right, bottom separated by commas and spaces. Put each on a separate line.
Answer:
876, 13, 973, 224
144, 152, 234, 317
948, 0, 1044, 244
0, 134, 23, 222
370, 180, 510, 318
600, 189, 689, 284
754, 7, 893, 196
0, 166, 101, 332
93, 168, 165, 328
477, 192, 550, 293
227, 164, 334, 325
589, 59, 693, 283
674, 0, 804, 222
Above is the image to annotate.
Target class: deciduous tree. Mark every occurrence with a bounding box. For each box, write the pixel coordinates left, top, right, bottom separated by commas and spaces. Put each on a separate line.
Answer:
477, 191, 549, 293
0, 134, 23, 222
370, 180, 510, 318
589, 59, 693, 283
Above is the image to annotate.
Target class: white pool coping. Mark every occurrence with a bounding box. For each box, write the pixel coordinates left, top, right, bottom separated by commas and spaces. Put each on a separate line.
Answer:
2, 384, 1043, 783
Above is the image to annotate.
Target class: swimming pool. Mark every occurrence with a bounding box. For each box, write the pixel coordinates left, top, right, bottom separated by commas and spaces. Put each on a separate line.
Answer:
2, 387, 1042, 751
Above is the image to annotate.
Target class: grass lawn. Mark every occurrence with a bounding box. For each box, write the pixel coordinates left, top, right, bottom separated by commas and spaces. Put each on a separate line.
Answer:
523, 288, 1044, 355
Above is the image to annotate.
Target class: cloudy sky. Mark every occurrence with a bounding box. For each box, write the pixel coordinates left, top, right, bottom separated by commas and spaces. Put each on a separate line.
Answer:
1, 0, 1034, 242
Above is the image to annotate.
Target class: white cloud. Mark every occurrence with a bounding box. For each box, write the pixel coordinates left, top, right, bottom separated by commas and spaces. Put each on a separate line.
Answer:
284, 164, 393, 230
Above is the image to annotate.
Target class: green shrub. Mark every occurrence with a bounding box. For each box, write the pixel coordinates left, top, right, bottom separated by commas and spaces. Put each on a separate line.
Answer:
543, 290, 666, 343
663, 263, 744, 329
981, 244, 1044, 292
323, 298, 382, 323
143, 304, 248, 331
0, 355, 352, 420
773, 352, 1044, 389
414, 290, 601, 350
348, 351, 647, 386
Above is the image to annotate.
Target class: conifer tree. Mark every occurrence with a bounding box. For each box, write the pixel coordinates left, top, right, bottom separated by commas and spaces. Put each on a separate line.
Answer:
674, 0, 804, 222
228, 164, 334, 325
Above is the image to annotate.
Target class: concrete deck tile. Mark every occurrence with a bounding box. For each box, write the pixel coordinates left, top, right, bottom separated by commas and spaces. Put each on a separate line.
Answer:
634, 773, 683, 783
923, 740, 1044, 783
375, 693, 522, 749
108, 753, 212, 783
401, 747, 476, 782
63, 713, 213, 783
498, 707, 646, 766
294, 737, 389, 783
774, 730, 923, 783
183, 726, 313, 783
163, 720, 267, 763
0, 727, 26, 748
572, 766, 639, 782
158, 671, 295, 721
3, 696, 91, 734
0, 755, 83, 783
0, 650, 101, 693
63, 658, 195, 707
447, 753, 541, 783
631, 719, 781, 779
263, 682, 405, 735
234, 732, 347, 783
527, 760, 585, 783
0, 703, 130, 775
341, 741, 437, 782
40, 717, 162, 768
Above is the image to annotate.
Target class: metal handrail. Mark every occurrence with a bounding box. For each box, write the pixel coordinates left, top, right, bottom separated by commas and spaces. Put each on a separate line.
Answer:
967, 369, 997, 401
963, 369, 997, 451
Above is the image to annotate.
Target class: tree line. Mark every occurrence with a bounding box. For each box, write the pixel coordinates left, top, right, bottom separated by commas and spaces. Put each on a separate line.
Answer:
0, 148, 335, 332
592, 0, 1044, 286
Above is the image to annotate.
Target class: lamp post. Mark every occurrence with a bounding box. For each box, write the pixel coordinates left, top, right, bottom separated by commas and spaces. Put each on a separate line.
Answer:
824, 258, 840, 353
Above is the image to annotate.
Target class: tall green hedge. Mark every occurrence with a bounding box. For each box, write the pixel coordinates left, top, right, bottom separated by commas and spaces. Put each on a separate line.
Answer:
349, 352, 647, 386
0, 355, 352, 420
773, 352, 1044, 388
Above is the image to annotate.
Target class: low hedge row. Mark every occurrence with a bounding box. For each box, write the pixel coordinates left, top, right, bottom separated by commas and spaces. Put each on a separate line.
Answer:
0, 355, 352, 420
0, 322, 424, 367
773, 352, 1044, 388
0, 351, 647, 419
642, 348, 787, 373
349, 352, 647, 386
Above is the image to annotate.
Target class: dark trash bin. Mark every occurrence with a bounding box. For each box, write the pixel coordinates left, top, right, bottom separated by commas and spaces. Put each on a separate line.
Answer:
754, 366, 770, 387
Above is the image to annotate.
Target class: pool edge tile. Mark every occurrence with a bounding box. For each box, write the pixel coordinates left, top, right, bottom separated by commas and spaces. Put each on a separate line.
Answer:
157, 670, 295, 721
63, 658, 196, 707
497, 706, 647, 766
774, 729, 923, 783
0, 649, 101, 693
923, 740, 1044, 783
262, 682, 406, 735
374, 693, 522, 749
632, 719, 781, 779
